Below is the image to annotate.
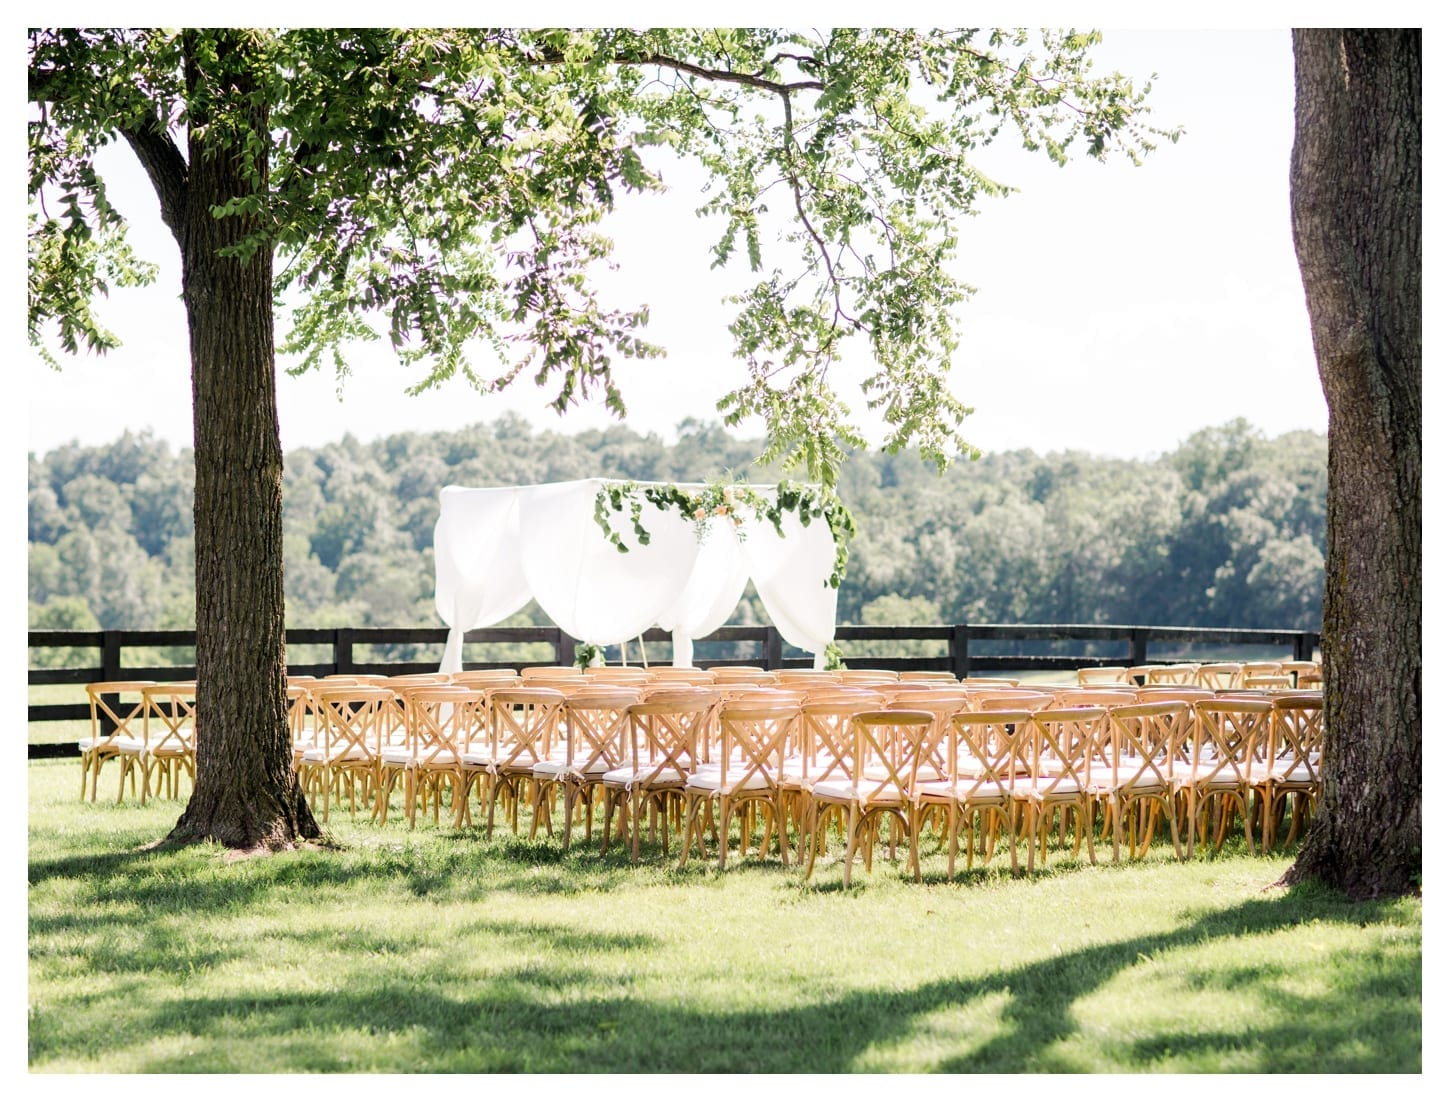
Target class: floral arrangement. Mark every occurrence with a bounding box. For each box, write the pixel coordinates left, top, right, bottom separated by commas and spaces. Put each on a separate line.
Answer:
592, 477, 856, 588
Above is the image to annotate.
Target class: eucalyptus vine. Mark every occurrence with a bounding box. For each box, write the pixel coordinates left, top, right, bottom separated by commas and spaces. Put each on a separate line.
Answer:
593, 478, 856, 588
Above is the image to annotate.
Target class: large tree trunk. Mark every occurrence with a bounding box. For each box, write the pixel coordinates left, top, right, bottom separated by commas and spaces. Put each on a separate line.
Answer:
1285, 30, 1420, 898
167, 31, 320, 849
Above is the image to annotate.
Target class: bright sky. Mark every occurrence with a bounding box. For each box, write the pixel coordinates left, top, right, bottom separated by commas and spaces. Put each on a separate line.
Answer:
24, 26, 1332, 464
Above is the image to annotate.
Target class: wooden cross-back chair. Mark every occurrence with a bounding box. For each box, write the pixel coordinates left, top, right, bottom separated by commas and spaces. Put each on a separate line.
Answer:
1185, 698, 1273, 857
299, 685, 398, 822
374, 685, 485, 829
1017, 706, 1108, 873
1258, 693, 1324, 850
789, 694, 883, 862
679, 702, 799, 870
139, 681, 197, 804
915, 709, 1030, 878
1096, 701, 1189, 862
1194, 663, 1244, 689
599, 690, 719, 861
474, 687, 566, 838
533, 687, 641, 851
81, 682, 155, 804
801, 709, 937, 887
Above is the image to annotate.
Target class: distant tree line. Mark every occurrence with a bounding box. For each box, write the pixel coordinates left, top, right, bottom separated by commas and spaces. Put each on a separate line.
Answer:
29, 415, 1325, 654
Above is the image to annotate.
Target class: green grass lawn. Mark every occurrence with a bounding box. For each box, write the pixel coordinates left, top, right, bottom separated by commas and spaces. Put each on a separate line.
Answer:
27, 758, 1421, 1073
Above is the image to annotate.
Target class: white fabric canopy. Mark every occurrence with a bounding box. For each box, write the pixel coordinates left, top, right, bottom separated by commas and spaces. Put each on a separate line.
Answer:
433, 479, 839, 671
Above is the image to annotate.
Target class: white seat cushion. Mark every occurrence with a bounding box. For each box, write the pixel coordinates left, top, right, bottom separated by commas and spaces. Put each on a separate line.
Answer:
684, 769, 772, 794
601, 764, 688, 787
916, 778, 1011, 801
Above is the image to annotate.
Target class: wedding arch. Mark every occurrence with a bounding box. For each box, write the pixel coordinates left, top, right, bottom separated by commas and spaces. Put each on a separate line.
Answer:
433, 479, 843, 671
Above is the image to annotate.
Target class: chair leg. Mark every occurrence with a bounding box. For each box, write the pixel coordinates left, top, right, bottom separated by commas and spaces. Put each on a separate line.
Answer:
842, 806, 862, 888
802, 803, 819, 879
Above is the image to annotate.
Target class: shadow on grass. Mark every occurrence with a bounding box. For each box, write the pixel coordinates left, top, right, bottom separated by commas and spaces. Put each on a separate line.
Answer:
29, 883, 1419, 1073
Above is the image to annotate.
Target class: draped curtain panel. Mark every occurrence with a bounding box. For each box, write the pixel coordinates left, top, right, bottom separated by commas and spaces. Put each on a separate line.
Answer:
433, 480, 839, 671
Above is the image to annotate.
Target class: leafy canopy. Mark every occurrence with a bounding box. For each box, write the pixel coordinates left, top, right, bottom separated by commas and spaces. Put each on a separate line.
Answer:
29, 27, 1172, 487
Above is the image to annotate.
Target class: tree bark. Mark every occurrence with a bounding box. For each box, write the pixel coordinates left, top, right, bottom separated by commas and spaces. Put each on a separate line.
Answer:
167, 30, 320, 849
1285, 30, 1420, 898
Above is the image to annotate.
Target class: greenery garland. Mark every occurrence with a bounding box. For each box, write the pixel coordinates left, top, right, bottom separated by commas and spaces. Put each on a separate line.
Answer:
593, 478, 856, 588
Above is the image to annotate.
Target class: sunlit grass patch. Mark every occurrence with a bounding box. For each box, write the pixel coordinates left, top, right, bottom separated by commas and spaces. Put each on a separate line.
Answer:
28, 759, 1420, 1073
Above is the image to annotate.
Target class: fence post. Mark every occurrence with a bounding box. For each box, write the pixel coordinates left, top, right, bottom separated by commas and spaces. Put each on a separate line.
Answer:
96, 631, 124, 736
764, 626, 783, 670
335, 628, 355, 675
101, 630, 122, 682
1129, 627, 1149, 667
555, 629, 579, 667
951, 624, 971, 679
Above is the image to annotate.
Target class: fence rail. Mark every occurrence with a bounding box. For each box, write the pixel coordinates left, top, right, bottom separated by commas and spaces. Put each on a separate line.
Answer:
28, 623, 1318, 758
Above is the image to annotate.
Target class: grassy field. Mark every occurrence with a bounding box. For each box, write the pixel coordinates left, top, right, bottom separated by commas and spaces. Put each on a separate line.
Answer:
26, 758, 1421, 1074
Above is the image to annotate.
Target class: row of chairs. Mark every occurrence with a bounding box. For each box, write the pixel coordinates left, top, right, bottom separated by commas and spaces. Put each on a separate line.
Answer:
1078, 660, 1321, 690
80, 681, 196, 805
275, 676, 1323, 886
78, 672, 1324, 883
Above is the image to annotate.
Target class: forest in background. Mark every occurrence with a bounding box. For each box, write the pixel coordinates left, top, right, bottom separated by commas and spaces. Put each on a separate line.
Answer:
28, 415, 1326, 660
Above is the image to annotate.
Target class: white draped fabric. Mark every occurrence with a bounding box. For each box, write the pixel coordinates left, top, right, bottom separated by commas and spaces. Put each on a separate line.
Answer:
433, 479, 838, 672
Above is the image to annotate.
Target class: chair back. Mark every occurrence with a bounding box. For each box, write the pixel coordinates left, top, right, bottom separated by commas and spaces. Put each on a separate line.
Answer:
948, 709, 1030, 798
582, 666, 652, 682
624, 690, 719, 786
450, 669, 521, 688
140, 682, 197, 758
1077, 667, 1129, 686
849, 710, 937, 806
1026, 706, 1108, 797
710, 668, 778, 686
1051, 687, 1138, 707
647, 667, 717, 684
85, 681, 155, 749
963, 676, 1021, 689
562, 688, 641, 775
1145, 664, 1200, 685
774, 669, 843, 685
1267, 693, 1324, 786
798, 697, 872, 786
314, 685, 397, 763
967, 689, 1051, 711
1103, 700, 1190, 793
488, 687, 567, 772
1134, 685, 1215, 704
1191, 698, 1273, 788
711, 703, 799, 795
1194, 662, 1243, 689
839, 669, 900, 685
383, 674, 451, 689
1280, 661, 1322, 689
401, 685, 486, 768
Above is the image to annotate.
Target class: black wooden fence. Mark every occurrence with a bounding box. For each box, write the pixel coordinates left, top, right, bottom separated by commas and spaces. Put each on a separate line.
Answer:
28, 623, 1319, 759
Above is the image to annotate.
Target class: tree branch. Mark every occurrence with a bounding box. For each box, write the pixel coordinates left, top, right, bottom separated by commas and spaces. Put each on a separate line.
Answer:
32, 55, 191, 244
119, 116, 189, 243
778, 93, 861, 338
527, 47, 826, 95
